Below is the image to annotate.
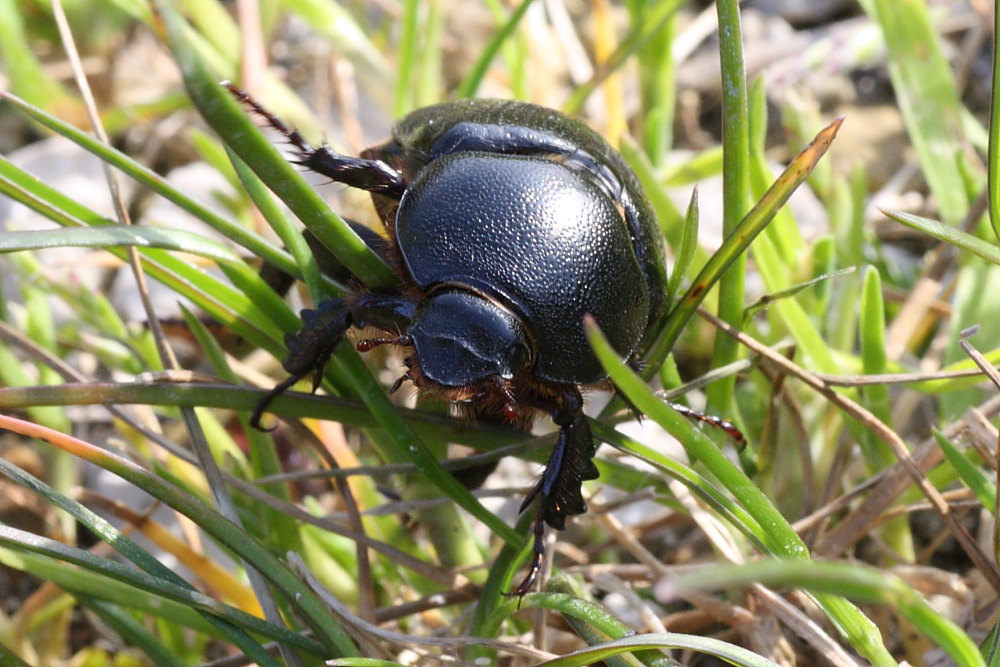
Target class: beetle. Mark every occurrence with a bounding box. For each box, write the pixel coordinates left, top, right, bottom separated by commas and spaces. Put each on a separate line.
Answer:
232, 87, 669, 595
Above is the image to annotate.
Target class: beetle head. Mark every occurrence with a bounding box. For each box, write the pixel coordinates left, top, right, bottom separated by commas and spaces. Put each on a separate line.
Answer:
408, 290, 531, 388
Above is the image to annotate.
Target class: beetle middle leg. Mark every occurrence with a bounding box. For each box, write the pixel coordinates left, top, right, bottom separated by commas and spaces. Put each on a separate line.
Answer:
226, 83, 406, 197
510, 386, 599, 595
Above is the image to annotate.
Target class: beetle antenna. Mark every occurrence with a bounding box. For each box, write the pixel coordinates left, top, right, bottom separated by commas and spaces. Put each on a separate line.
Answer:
666, 401, 746, 448
356, 334, 414, 352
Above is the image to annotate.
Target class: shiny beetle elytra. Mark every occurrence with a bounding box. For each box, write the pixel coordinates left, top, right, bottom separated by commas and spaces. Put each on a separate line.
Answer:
233, 87, 669, 595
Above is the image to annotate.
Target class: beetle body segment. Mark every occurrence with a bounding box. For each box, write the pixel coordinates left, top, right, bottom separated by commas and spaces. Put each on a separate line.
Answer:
409, 289, 530, 386
397, 151, 648, 384
380, 99, 667, 333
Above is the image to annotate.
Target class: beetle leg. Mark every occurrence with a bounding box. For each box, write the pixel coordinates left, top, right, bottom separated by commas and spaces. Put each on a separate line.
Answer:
251, 299, 352, 430
512, 386, 600, 594
389, 371, 413, 394
507, 517, 546, 597
254, 294, 419, 430
226, 83, 406, 198
299, 149, 406, 198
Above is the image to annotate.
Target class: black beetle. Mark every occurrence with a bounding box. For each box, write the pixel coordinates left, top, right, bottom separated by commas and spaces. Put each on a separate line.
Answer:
234, 89, 669, 594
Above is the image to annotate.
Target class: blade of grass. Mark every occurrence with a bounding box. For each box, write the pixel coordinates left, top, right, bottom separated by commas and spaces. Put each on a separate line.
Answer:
0, 526, 322, 654
705, 0, 750, 417
394, 0, 420, 114
881, 207, 1000, 265
0, 466, 306, 664
646, 118, 844, 369
152, 0, 396, 290
0, 382, 521, 450
858, 267, 895, 470
0, 93, 306, 285
563, 0, 684, 116
0, 159, 291, 351
0, 226, 241, 264
676, 560, 985, 667
456, 0, 537, 99
488, 589, 783, 667
990, 0, 1000, 241
591, 422, 769, 552
859, 0, 973, 224
0, 0, 72, 109
536, 633, 782, 667
76, 596, 187, 667
0, 413, 358, 656
933, 430, 996, 513
586, 318, 895, 666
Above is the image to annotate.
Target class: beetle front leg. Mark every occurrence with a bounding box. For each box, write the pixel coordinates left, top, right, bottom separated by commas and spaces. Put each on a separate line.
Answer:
252, 294, 418, 430
251, 299, 353, 430
511, 387, 600, 595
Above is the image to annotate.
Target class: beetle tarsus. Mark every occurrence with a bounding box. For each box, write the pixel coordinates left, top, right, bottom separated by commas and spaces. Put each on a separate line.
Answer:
251, 300, 353, 431
510, 387, 599, 593
507, 517, 547, 597
389, 371, 413, 393
225, 83, 407, 197
250, 374, 303, 431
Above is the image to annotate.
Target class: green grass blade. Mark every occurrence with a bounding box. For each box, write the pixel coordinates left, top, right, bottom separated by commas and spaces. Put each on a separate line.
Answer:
0, 93, 304, 282
934, 429, 996, 513
882, 207, 1000, 265
76, 596, 187, 667
0, 525, 323, 654
456, 0, 537, 99
0, 416, 357, 656
860, 0, 973, 224
153, 0, 396, 290
0, 226, 240, 264
990, 0, 1000, 241
706, 0, 750, 415
536, 633, 782, 667
0, 460, 301, 664
562, 0, 684, 116
225, 145, 328, 303
646, 118, 844, 368
677, 560, 985, 667
586, 319, 895, 665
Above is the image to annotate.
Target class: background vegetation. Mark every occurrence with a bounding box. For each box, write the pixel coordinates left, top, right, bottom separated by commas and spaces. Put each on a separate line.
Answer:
0, 0, 998, 665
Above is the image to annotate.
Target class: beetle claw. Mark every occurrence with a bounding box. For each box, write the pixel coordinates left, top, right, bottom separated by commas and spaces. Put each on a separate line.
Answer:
390, 372, 413, 393
250, 374, 303, 431
506, 517, 547, 597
